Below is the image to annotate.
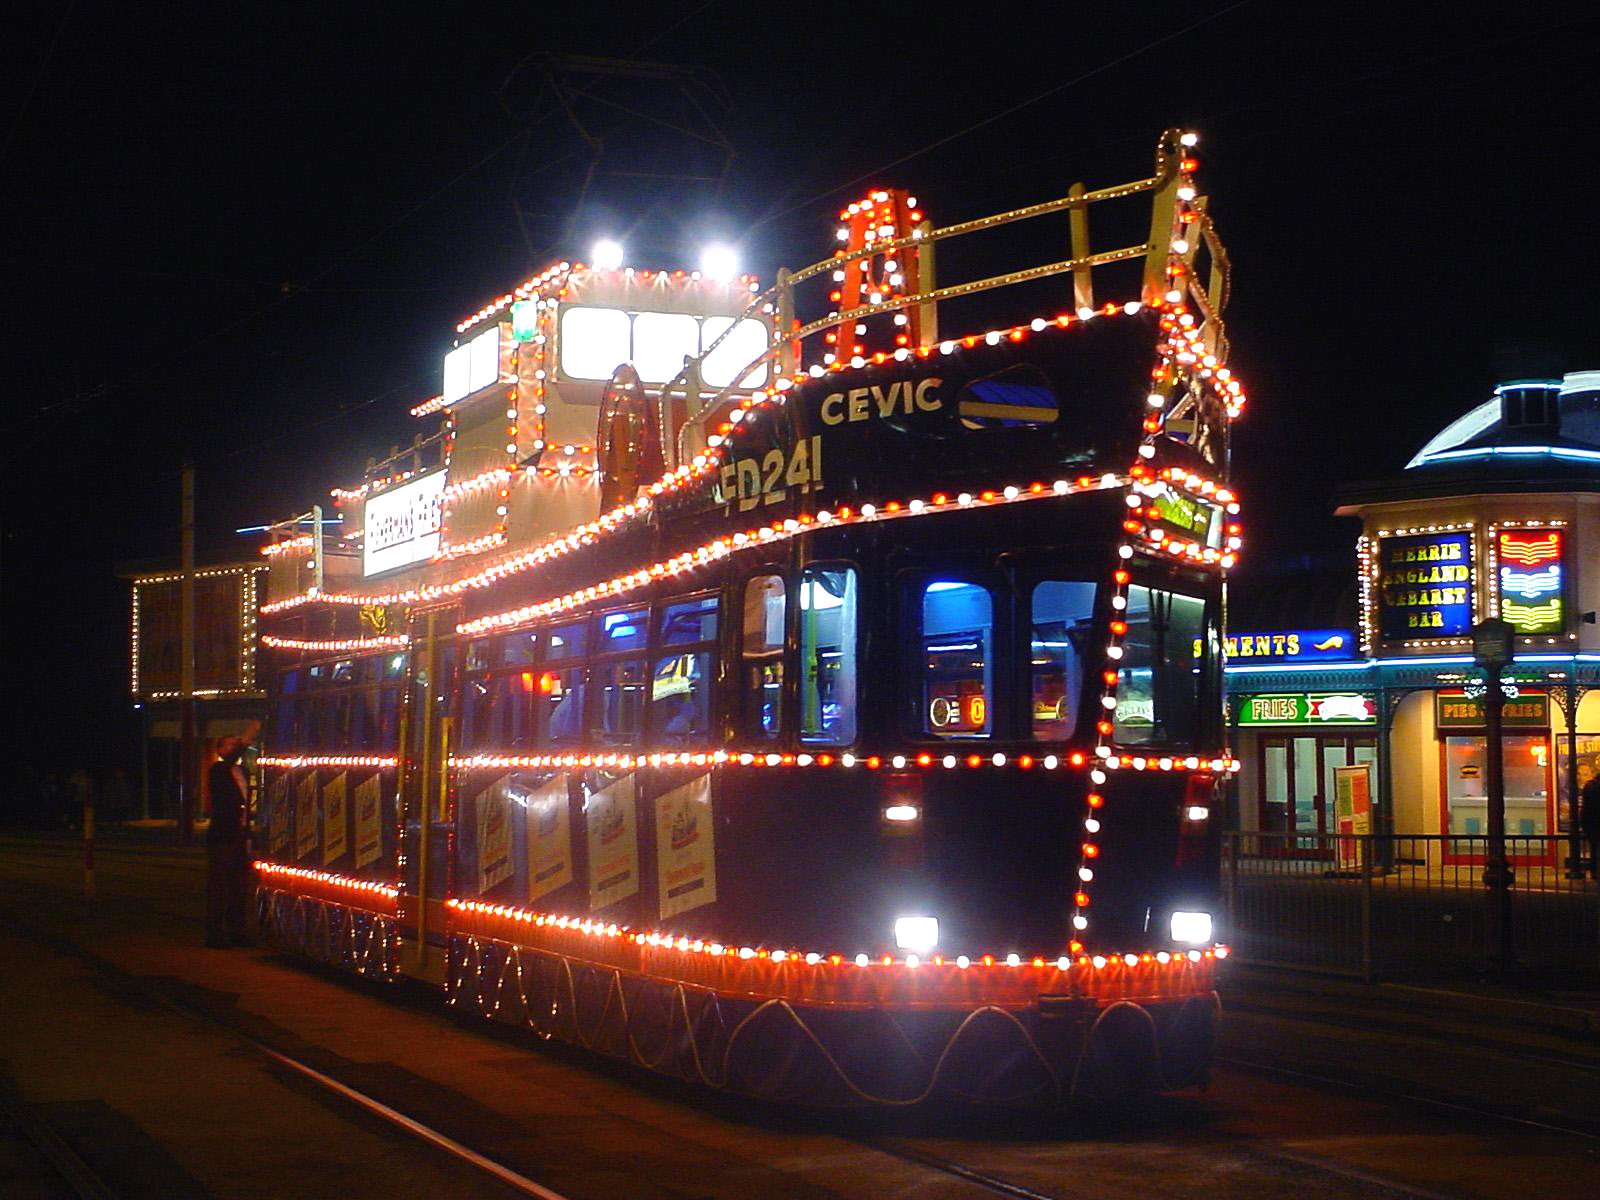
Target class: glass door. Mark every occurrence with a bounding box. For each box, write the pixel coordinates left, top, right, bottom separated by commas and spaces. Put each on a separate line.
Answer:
398, 606, 457, 983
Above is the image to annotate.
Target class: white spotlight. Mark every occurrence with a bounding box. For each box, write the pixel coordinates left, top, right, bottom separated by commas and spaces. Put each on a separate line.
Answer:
591, 239, 625, 271
701, 244, 738, 281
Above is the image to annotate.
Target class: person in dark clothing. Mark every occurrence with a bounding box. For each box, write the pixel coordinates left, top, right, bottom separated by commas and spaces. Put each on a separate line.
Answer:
1581, 770, 1600, 881
205, 736, 252, 947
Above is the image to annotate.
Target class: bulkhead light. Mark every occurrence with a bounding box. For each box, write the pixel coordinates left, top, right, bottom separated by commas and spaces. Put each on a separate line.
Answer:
894, 916, 939, 952
1170, 911, 1212, 945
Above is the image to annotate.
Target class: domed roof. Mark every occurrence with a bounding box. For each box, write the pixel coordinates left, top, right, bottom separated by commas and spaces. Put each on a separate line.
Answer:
1405, 371, 1600, 469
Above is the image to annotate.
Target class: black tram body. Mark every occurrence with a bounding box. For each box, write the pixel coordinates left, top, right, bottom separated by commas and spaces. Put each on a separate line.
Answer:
253, 131, 1241, 1106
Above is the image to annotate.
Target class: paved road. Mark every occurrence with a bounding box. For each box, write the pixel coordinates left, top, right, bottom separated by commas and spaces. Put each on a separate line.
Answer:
2, 831, 1597, 1199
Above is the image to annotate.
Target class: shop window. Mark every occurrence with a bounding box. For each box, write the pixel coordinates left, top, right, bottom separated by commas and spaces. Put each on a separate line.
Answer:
800, 566, 857, 744
920, 581, 993, 737
1113, 584, 1212, 746
742, 574, 785, 740
1030, 581, 1096, 739
1444, 735, 1551, 839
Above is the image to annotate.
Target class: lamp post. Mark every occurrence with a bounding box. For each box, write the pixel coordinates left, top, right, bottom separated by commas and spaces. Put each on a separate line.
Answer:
1472, 618, 1515, 974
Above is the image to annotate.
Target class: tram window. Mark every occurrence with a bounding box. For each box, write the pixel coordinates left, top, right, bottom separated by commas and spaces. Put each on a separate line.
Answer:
1031, 581, 1096, 739
383, 653, 407, 680
1113, 584, 1211, 746
462, 674, 499, 750
501, 631, 538, 665
651, 652, 711, 743
273, 670, 301, 744
800, 566, 857, 745
544, 621, 588, 662
658, 595, 719, 645
377, 686, 400, 747
351, 688, 378, 750
466, 639, 495, 673
599, 608, 648, 653
540, 666, 587, 745
331, 658, 355, 685
742, 575, 786, 740
590, 659, 646, 744
920, 582, 993, 738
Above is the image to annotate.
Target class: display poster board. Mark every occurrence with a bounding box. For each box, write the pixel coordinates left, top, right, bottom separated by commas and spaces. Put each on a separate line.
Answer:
475, 774, 514, 893
362, 469, 446, 576
294, 775, 319, 860
268, 773, 291, 856
1378, 531, 1473, 640
1333, 763, 1373, 871
321, 772, 348, 865
527, 774, 573, 903
586, 774, 639, 911
654, 773, 717, 919
133, 571, 255, 695
353, 773, 383, 869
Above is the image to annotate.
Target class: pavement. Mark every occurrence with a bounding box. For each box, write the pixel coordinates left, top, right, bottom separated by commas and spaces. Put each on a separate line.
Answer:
3, 826, 1600, 1199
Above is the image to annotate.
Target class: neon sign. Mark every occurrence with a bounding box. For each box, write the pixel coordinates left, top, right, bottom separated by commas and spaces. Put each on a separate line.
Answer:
1498, 529, 1563, 634
1378, 532, 1472, 639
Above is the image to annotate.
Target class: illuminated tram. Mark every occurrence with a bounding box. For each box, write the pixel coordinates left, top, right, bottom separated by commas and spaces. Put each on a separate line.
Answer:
254, 129, 1244, 1106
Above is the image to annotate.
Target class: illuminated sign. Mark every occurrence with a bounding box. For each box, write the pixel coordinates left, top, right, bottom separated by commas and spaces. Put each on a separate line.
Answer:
1497, 529, 1564, 634
929, 693, 987, 730
1218, 629, 1356, 662
363, 470, 446, 576
1378, 532, 1473, 639
1237, 693, 1376, 726
1151, 489, 1224, 549
1435, 689, 1549, 728
442, 325, 504, 405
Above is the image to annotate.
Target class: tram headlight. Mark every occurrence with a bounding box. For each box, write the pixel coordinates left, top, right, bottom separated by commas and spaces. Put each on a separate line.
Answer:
591, 239, 625, 270
701, 244, 738, 281
1170, 911, 1212, 945
894, 916, 939, 953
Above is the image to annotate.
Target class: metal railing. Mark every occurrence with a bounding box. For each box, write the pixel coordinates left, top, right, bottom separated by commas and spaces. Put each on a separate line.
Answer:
1223, 832, 1600, 982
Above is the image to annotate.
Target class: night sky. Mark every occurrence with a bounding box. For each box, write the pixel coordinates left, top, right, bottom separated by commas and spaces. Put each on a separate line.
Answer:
4, 1, 1596, 782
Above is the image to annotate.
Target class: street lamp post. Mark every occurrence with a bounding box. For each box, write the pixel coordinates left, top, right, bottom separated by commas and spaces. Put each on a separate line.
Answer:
1473, 618, 1515, 974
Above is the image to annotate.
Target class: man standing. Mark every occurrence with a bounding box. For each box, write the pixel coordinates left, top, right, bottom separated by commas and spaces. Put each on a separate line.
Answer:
205, 735, 251, 947
1581, 769, 1600, 881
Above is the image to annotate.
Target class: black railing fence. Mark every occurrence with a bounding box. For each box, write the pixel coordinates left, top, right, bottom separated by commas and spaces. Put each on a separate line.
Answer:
1222, 833, 1600, 982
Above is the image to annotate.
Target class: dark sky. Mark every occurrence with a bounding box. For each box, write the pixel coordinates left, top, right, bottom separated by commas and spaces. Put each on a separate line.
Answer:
3, 1, 1596, 775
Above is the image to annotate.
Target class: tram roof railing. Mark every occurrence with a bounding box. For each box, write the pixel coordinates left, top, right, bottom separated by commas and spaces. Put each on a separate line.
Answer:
662, 127, 1231, 457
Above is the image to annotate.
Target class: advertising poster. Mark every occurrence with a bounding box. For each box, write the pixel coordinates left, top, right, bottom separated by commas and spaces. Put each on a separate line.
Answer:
527, 774, 573, 903
475, 774, 514, 893
654, 773, 717, 919
1333, 763, 1373, 872
586, 773, 638, 911
321, 772, 349, 865
268, 773, 291, 856
295, 775, 319, 860
353, 773, 383, 869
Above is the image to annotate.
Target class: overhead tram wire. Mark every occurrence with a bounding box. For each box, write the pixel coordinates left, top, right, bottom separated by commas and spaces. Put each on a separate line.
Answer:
744, 0, 1256, 236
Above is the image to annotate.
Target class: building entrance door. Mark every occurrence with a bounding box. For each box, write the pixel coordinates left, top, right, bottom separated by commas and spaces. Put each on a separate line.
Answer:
1259, 733, 1377, 849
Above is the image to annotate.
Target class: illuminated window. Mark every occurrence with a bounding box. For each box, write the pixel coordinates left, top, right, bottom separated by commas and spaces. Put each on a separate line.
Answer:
560, 307, 631, 381
589, 609, 647, 745
742, 575, 786, 740
652, 596, 718, 746
539, 621, 588, 746
920, 581, 993, 738
800, 566, 857, 744
631, 312, 701, 383
1031, 581, 1096, 739
700, 317, 770, 388
1113, 584, 1213, 746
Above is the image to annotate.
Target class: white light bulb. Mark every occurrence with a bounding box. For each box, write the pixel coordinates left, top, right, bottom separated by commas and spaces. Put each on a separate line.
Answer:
591, 239, 624, 270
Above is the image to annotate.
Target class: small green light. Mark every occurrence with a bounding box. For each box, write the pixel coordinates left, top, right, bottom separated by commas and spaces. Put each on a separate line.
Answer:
511, 300, 538, 342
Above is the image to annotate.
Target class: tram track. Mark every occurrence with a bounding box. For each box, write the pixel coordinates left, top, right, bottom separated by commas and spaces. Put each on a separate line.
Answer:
6, 839, 1600, 1200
